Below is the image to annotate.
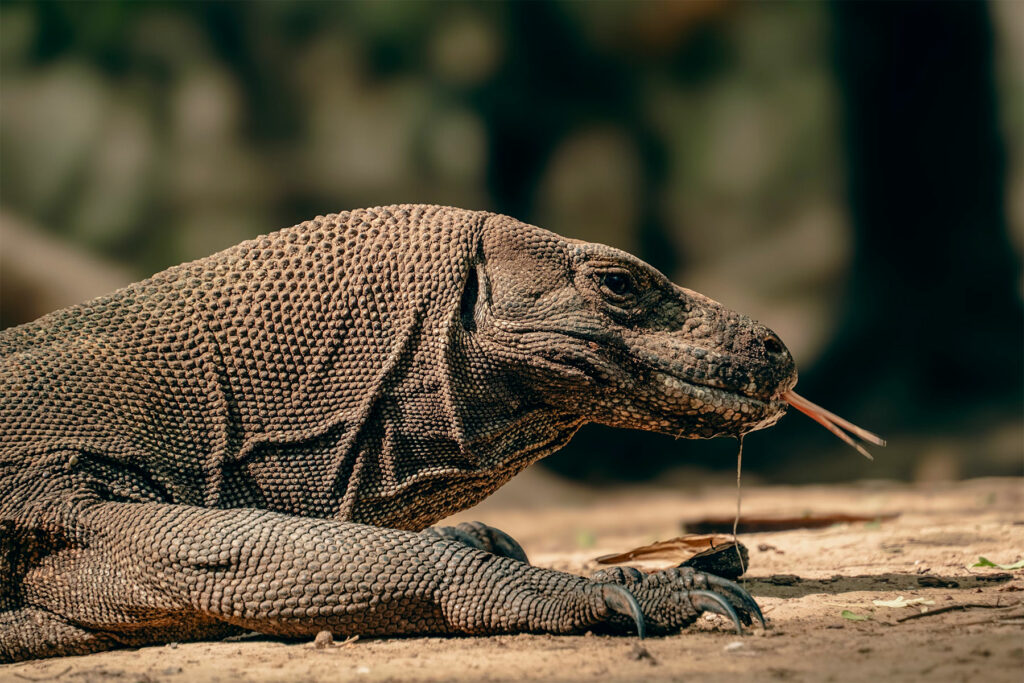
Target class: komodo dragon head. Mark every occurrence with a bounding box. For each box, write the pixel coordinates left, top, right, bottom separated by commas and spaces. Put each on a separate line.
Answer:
462, 214, 798, 441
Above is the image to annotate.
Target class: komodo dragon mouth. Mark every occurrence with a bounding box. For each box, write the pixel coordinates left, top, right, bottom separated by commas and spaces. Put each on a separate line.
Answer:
654, 371, 787, 424
631, 338, 797, 438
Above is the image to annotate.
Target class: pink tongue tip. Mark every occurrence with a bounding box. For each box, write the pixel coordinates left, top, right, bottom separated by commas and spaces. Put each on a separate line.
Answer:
782, 389, 885, 460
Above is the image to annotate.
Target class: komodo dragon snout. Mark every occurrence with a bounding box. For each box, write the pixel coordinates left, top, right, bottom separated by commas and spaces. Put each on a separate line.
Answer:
470, 215, 798, 440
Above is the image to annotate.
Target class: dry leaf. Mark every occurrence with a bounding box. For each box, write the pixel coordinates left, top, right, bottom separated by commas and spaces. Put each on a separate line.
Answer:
595, 534, 749, 579
595, 534, 736, 564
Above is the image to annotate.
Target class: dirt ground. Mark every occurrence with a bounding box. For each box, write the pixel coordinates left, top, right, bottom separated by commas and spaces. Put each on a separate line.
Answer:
3, 474, 1022, 683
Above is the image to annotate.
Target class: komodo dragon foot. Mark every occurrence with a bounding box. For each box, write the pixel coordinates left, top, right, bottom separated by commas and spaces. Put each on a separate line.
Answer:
422, 523, 763, 637
591, 565, 765, 636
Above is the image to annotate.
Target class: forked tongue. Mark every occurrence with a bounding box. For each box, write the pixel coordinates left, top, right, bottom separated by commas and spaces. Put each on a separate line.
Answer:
782, 390, 886, 460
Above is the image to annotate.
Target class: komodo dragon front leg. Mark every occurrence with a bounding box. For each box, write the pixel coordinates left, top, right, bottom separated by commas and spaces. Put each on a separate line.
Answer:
1, 502, 759, 660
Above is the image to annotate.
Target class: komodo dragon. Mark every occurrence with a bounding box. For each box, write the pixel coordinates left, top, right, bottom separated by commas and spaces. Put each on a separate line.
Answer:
0, 204, 797, 662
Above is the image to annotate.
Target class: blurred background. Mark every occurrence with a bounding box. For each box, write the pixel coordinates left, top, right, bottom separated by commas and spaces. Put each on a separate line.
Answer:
1, 1, 1021, 484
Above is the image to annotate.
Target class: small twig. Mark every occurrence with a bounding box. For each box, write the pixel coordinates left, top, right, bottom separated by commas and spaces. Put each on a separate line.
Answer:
12, 666, 72, 681
782, 389, 884, 459
896, 603, 1017, 623
957, 609, 1024, 627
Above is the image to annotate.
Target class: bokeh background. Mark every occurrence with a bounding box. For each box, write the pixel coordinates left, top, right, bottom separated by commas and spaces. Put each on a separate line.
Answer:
1, 1, 1021, 484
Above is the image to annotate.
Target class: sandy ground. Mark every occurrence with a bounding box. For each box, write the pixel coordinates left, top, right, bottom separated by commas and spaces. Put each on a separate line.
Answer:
2, 474, 1022, 682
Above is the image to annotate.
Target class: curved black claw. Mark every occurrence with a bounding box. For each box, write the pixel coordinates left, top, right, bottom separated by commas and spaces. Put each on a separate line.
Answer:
705, 575, 765, 628
689, 590, 744, 634
601, 584, 646, 639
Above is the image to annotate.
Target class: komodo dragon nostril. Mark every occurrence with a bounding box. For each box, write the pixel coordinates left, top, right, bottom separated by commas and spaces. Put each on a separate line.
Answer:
763, 334, 784, 356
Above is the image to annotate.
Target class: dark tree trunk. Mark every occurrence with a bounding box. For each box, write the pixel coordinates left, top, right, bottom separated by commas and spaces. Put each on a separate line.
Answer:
809, 0, 1022, 429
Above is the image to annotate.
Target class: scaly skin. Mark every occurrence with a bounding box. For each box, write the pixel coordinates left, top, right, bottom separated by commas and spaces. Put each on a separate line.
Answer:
0, 205, 796, 661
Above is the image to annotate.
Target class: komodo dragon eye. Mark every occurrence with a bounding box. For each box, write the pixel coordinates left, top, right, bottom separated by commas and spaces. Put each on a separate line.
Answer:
598, 271, 635, 298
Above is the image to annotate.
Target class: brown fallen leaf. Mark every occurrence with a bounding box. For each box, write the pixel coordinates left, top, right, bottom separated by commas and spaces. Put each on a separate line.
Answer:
681, 512, 900, 535
595, 534, 749, 579
596, 534, 736, 564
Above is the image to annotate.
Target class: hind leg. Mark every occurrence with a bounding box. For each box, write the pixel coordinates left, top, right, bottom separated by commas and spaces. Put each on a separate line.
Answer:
0, 605, 241, 662
1, 607, 124, 661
